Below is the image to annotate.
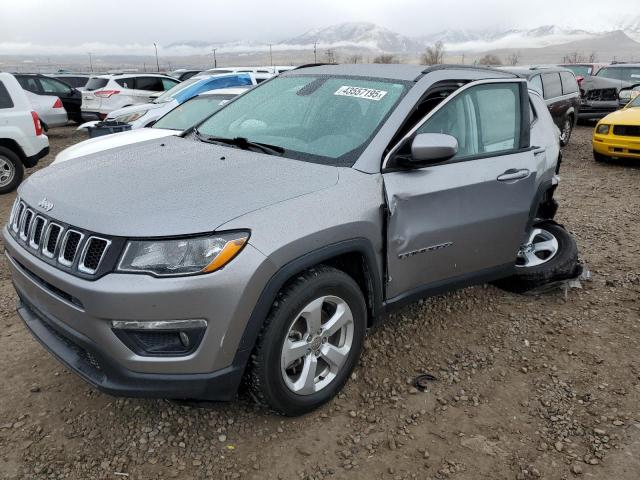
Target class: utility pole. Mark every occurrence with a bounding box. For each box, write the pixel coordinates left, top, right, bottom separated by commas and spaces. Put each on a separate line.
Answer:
211, 48, 218, 68
88, 52, 93, 72
269, 44, 273, 67
313, 41, 317, 63
153, 43, 160, 72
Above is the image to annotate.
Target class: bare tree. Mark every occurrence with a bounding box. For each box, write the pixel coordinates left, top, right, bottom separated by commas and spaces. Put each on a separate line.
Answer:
345, 53, 363, 64
373, 54, 398, 64
506, 51, 521, 66
562, 51, 586, 64
588, 51, 597, 62
478, 54, 502, 66
422, 41, 445, 65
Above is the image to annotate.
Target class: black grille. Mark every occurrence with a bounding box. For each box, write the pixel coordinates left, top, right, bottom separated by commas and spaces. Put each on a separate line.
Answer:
31, 217, 45, 247
613, 125, 640, 137
13, 203, 24, 230
46, 224, 61, 254
82, 238, 108, 271
62, 231, 82, 263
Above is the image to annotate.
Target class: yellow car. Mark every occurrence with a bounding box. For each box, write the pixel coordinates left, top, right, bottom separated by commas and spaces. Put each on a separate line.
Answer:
593, 93, 640, 162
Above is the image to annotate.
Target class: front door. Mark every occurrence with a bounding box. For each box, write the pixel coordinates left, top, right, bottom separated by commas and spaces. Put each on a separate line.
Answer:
383, 80, 541, 300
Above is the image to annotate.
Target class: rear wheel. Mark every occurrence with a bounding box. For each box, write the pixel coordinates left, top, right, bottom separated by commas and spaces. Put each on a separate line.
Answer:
248, 266, 366, 416
495, 222, 579, 292
0, 146, 24, 194
559, 116, 573, 147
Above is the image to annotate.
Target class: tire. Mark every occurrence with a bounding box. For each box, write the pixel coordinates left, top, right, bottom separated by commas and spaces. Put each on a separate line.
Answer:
593, 150, 609, 163
248, 266, 366, 416
0, 146, 24, 195
559, 116, 573, 147
495, 222, 579, 293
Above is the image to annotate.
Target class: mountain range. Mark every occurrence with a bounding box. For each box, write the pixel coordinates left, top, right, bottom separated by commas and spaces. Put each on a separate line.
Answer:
166, 20, 640, 55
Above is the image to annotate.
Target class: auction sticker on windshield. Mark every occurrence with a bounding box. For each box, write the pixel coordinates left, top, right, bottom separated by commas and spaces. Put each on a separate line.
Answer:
334, 86, 388, 101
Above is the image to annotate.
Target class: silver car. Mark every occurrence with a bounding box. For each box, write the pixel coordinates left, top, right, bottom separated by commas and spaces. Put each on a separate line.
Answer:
4, 64, 577, 415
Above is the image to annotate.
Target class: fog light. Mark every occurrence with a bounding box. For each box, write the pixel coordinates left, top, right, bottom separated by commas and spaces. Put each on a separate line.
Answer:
111, 319, 206, 356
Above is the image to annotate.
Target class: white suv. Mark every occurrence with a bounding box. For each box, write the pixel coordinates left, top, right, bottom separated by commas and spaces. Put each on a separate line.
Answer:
0, 72, 49, 193
81, 74, 180, 120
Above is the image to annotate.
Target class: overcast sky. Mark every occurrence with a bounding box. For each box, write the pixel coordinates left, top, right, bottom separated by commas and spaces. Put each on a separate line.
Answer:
0, 0, 636, 53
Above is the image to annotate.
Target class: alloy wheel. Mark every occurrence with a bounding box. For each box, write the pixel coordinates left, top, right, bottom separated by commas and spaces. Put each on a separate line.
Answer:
281, 295, 354, 395
516, 228, 559, 268
0, 156, 15, 188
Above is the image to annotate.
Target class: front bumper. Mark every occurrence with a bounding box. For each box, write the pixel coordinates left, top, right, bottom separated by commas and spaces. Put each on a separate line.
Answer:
4, 227, 277, 400
578, 100, 619, 120
16, 295, 243, 400
593, 133, 640, 159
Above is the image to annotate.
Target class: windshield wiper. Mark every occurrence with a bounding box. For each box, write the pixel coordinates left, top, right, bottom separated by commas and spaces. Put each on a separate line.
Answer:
194, 130, 284, 156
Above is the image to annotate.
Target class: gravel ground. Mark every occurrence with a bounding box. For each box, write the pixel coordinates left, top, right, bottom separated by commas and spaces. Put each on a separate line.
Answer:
0, 125, 639, 480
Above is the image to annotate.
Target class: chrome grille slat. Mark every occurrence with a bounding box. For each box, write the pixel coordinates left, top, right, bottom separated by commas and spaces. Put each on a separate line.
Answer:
42, 223, 63, 258
58, 230, 84, 267
19, 209, 34, 241
78, 237, 111, 274
28, 216, 47, 249
9, 198, 112, 276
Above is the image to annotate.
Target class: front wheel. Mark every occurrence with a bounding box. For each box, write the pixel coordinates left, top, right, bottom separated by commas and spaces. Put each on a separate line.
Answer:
248, 266, 366, 416
495, 222, 579, 292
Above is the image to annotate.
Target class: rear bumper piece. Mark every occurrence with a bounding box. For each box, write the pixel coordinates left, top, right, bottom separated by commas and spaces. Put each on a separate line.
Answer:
16, 294, 243, 401
81, 111, 106, 121
24, 146, 49, 168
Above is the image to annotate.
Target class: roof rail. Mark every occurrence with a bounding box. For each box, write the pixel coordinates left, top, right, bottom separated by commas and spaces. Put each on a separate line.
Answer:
293, 63, 337, 70
421, 64, 519, 78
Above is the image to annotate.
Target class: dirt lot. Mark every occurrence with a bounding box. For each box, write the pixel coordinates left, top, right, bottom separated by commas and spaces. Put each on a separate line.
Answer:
0, 125, 639, 480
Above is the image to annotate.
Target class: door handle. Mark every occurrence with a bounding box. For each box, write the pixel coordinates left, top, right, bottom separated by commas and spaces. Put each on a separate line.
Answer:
497, 169, 530, 182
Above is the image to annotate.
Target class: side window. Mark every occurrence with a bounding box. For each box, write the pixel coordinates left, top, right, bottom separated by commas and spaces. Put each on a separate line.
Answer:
116, 77, 135, 89
560, 72, 578, 94
529, 75, 543, 96
134, 77, 164, 91
415, 83, 521, 160
0, 81, 14, 109
541, 73, 562, 99
161, 78, 179, 90
39, 77, 71, 95
17, 76, 41, 93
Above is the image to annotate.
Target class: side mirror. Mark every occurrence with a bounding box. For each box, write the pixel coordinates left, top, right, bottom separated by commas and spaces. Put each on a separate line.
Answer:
408, 133, 458, 166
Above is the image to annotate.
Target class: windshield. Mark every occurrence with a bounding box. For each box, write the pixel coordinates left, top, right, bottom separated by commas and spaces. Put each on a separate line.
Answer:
196, 75, 407, 165
562, 65, 591, 77
597, 67, 640, 83
153, 77, 202, 103
153, 94, 237, 130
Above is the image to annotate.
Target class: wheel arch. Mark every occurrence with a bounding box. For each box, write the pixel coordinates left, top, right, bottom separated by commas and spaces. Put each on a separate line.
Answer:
231, 238, 383, 376
0, 138, 26, 164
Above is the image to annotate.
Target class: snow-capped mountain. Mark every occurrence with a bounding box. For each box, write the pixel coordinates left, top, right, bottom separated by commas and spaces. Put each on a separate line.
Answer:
281, 22, 423, 52
156, 19, 640, 56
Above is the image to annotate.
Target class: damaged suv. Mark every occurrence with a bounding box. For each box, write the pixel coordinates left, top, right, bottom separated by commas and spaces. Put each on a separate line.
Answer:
5, 64, 577, 415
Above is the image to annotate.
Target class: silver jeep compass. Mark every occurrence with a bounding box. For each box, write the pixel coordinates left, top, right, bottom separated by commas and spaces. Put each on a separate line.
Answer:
4, 64, 577, 415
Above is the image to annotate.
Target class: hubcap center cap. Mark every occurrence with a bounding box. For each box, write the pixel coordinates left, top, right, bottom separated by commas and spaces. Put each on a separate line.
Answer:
309, 335, 322, 352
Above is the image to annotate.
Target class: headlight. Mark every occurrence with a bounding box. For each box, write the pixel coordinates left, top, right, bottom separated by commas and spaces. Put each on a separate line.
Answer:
596, 124, 610, 135
113, 111, 147, 123
117, 231, 249, 277
619, 90, 633, 100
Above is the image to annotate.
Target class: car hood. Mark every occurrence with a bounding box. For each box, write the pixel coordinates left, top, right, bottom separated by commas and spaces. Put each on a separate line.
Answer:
107, 101, 170, 119
582, 76, 629, 91
53, 128, 179, 164
601, 106, 640, 125
20, 136, 339, 237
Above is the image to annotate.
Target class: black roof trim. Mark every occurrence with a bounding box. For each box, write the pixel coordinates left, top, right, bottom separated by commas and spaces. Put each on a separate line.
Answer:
421, 64, 519, 78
